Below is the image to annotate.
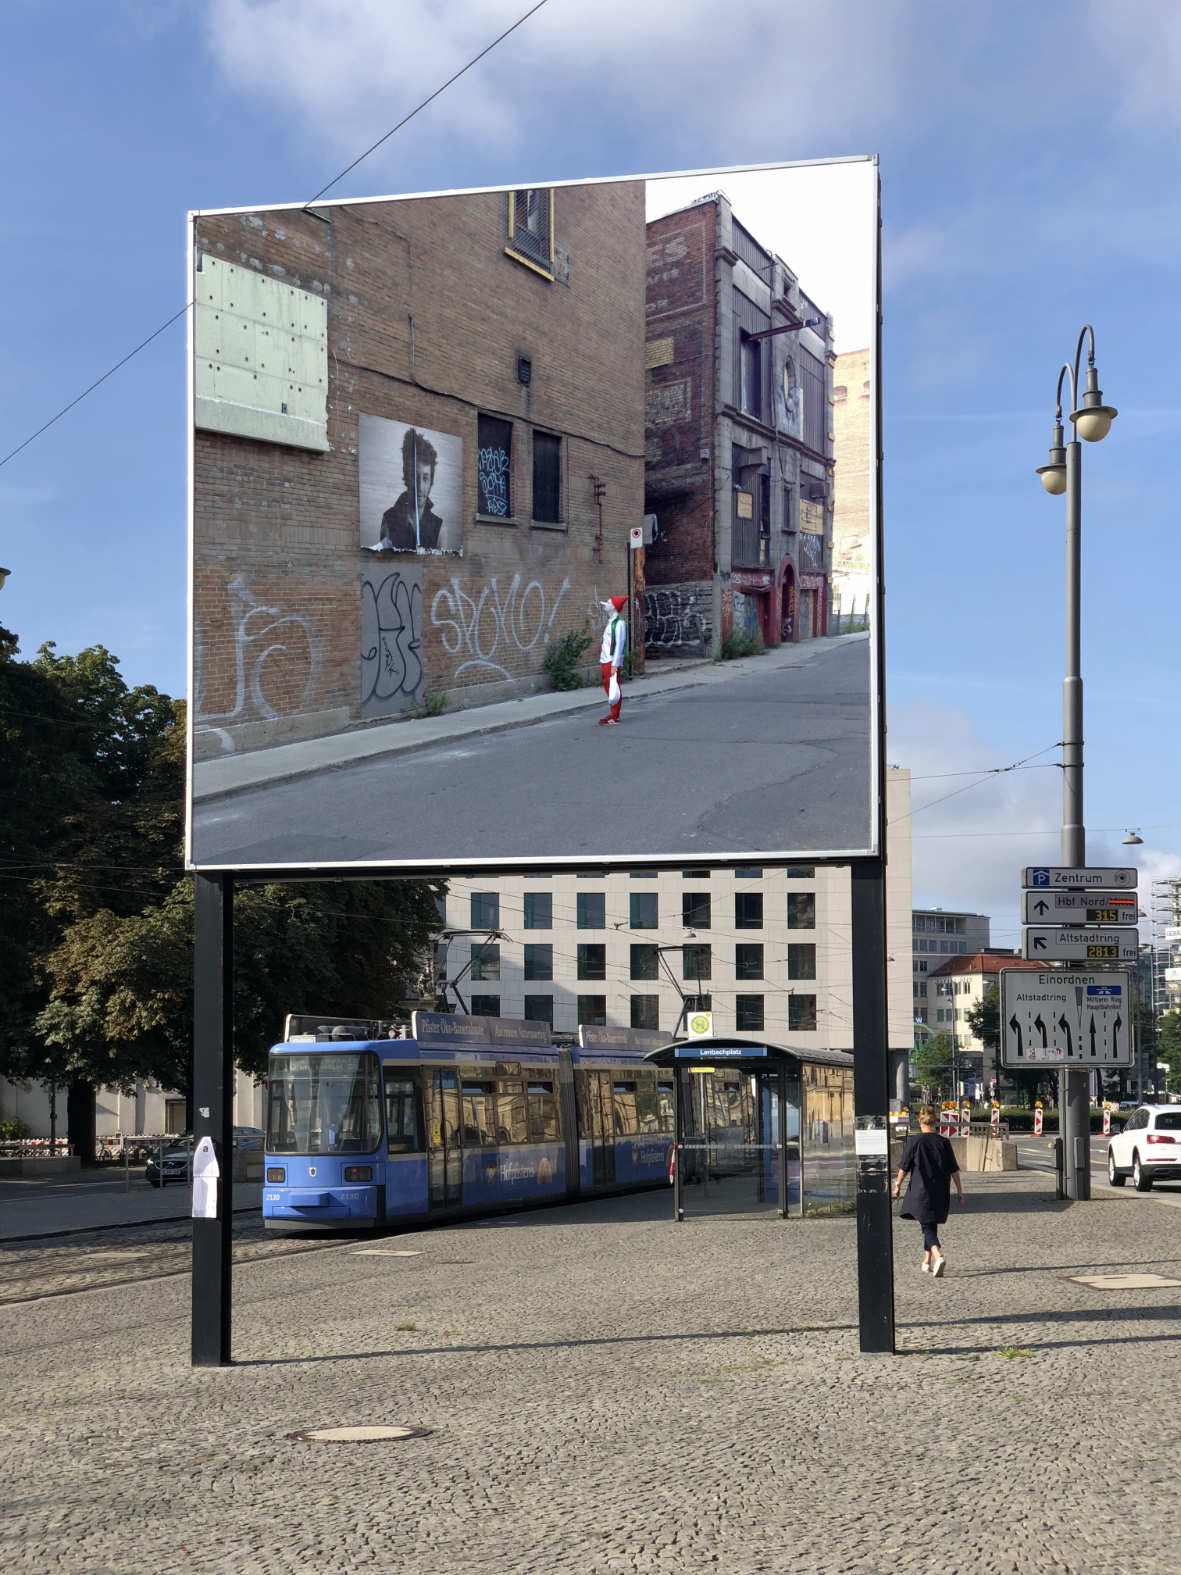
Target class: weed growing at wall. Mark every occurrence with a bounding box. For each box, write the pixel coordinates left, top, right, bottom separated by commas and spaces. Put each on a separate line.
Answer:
720, 628, 765, 660
543, 624, 593, 690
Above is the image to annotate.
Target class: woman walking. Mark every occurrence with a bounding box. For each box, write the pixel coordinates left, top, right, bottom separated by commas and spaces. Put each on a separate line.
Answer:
893, 1105, 964, 1276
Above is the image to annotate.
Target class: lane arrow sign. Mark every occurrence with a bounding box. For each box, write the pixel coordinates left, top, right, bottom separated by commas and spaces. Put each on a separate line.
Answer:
1033, 935, 1047, 951
1034, 899, 1049, 916
1057, 1015, 1074, 1057
1033, 1014, 1048, 1046
1009, 1015, 1023, 1057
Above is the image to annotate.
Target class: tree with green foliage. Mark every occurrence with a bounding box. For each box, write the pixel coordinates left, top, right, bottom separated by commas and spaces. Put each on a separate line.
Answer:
1, 624, 444, 1157
912, 1031, 955, 1100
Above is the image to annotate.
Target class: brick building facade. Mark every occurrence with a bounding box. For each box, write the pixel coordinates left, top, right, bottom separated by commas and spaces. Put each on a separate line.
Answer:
191, 181, 646, 760
641, 193, 836, 658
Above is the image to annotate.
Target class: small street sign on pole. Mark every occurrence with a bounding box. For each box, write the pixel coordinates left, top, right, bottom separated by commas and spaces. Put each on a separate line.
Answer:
1021, 927, 1139, 963
1022, 866, 1137, 889
1021, 890, 1138, 924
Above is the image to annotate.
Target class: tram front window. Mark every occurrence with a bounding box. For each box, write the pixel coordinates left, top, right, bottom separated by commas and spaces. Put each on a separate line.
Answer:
267, 1051, 381, 1155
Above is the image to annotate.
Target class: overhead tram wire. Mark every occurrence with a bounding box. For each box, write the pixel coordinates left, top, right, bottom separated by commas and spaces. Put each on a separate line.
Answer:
0, 0, 555, 474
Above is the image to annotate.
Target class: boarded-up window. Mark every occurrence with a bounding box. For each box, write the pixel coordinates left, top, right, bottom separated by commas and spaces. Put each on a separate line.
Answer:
477, 415, 512, 518
532, 431, 562, 523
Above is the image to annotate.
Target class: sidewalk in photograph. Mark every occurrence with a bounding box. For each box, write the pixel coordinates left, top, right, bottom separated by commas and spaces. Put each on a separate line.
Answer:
2, 1163, 1179, 1575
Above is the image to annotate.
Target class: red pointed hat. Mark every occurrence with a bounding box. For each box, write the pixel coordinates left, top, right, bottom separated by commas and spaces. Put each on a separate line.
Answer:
609, 596, 627, 612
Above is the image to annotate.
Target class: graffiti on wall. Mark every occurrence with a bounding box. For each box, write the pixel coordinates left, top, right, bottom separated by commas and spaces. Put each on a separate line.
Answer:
362, 564, 423, 717
644, 584, 711, 654
194, 574, 322, 754
430, 572, 576, 682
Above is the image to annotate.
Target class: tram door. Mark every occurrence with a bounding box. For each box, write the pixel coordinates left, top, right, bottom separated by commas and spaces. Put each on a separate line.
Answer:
428, 1070, 462, 1208
586, 1071, 616, 1185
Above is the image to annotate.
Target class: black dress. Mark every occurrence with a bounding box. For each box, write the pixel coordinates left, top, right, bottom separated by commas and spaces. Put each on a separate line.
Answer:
898, 1131, 959, 1225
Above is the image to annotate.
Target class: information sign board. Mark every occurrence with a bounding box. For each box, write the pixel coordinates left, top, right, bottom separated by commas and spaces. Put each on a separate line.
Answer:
1021, 890, 1137, 925
1022, 867, 1137, 890
1021, 928, 1139, 962
1000, 969, 1132, 1066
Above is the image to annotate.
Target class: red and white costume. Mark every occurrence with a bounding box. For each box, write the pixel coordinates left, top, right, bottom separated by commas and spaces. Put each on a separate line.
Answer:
598, 595, 627, 724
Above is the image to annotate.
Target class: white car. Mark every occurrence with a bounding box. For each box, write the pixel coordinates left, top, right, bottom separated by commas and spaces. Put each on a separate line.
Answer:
1107, 1105, 1181, 1191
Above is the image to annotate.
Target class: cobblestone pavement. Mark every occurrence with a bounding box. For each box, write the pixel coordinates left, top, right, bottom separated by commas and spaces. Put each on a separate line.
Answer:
2, 1169, 1180, 1575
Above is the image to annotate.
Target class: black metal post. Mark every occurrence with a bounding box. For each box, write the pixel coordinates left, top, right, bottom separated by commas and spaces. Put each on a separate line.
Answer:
192, 871, 235, 1367
777, 1069, 788, 1220
852, 858, 894, 1353
673, 1064, 683, 1222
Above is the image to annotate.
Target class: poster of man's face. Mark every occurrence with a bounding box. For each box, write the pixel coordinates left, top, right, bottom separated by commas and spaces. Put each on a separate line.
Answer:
359, 414, 462, 554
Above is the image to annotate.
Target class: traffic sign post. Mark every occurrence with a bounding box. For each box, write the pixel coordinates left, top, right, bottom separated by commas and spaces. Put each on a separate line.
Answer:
1000, 968, 1133, 1068
1021, 927, 1139, 963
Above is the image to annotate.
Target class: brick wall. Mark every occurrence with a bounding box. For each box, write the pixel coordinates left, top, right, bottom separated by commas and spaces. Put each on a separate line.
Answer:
643, 204, 716, 597
192, 182, 646, 756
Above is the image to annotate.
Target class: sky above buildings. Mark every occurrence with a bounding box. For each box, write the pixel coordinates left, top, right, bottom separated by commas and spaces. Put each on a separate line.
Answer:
3, 0, 1179, 949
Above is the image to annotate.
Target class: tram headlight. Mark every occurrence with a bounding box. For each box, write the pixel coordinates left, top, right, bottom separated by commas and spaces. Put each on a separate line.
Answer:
266, 1167, 286, 1183
343, 1165, 373, 1183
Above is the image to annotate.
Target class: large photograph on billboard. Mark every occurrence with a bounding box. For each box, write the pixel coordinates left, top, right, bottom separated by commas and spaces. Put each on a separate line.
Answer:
187, 159, 880, 872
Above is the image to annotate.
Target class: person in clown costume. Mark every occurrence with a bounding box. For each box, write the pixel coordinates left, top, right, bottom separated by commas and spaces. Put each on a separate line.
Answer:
598, 595, 627, 724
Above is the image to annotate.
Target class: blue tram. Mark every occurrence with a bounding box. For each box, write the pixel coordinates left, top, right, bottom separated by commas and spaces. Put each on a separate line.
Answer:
262, 1012, 676, 1231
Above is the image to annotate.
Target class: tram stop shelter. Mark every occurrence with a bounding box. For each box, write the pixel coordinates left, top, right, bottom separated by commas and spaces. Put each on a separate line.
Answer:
645, 1038, 856, 1222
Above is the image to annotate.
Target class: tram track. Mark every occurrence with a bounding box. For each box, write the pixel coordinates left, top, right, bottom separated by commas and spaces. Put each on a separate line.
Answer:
0, 1217, 357, 1308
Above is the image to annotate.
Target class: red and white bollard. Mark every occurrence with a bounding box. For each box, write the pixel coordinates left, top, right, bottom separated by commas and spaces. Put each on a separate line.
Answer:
990, 1101, 1001, 1133
1102, 1104, 1111, 1137
1033, 1101, 1044, 1137
961, 1101, 972, 1135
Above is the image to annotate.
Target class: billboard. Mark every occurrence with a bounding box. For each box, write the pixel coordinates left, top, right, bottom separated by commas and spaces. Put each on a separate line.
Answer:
187, 158, 881, 872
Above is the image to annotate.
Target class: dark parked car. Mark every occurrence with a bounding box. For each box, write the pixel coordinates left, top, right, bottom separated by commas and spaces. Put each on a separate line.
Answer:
145, 1127, 263, 1187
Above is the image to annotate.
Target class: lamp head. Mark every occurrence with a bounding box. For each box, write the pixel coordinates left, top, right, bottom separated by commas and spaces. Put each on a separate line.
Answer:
1036, 419, 1067, 493
1072, 365, 1117, 442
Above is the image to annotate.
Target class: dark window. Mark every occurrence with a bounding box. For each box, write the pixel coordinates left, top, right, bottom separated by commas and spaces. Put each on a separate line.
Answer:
740, 331, 763, 420
470, 891, 499, 929
681, 869, 711, 879
788, 944, 816, 980
735, 943, 764, 981
470, 995, 500, 1017
799, 350, 826, 453
736, 995, 765, 1032
788, 994, 817, 1031
577, 943, 607, 981
683, 944, 711, 982
532, 431, 562, 523
477, 414, 512, 518
630, 892, 658, 929
630, 943, 659, 981
685, 993, 712, 1014
523, 943, 553, 981
509, 188, 553, 271
787, 892, 816, 929
577, 892, 605, 929
735, 892, 763, 930
630, 995, 660, 1030
577, 995, 607, 1027
385, 1076, 423, 1154
469, 943, 500, 982
733, 867, 762, 878
683, 891, 711, 929
523, 891, 552, 929
786, 865, 815, 879
523, 994, 553, 1025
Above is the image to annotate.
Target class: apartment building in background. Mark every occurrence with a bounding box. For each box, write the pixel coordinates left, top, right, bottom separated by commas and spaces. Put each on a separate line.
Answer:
642, 191, 836, 659
439, 772, 912, 1060
912, 908, 992, 1031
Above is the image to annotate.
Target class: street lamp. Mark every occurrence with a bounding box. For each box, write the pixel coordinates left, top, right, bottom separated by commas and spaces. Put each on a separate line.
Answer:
1035, 324, 1117, 1201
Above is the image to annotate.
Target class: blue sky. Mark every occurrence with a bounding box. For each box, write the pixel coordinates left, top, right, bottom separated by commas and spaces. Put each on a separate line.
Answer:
3, 0, 1179, 946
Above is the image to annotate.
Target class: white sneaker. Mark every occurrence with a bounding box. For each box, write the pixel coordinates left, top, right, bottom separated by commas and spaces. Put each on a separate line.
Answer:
932, 1255, 946, 1278
921, 1260, 931, 1273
